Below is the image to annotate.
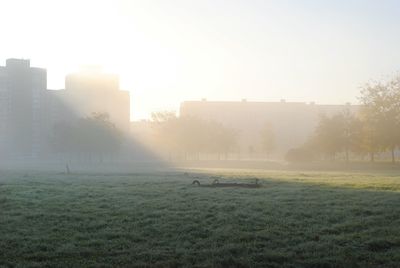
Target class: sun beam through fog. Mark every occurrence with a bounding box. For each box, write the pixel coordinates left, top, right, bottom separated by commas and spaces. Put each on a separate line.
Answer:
3, 2, 400, 267
2, 0, 400, 120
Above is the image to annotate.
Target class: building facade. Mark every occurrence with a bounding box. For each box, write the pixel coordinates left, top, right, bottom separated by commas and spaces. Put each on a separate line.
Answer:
48, 68, 130, 133
0, 59, 47, 158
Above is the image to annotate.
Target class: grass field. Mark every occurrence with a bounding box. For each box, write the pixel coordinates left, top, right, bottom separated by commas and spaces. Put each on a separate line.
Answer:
1, 169, 400, 267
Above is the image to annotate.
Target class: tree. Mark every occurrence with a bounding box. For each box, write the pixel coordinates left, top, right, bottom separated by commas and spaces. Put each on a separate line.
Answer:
260, 122, 275, 158
360, 79, 400, 162
149, 111, 237, 160
341, 107, 366, 162
51, 113, 122, 162
151, 111, 177, 123
51, 121, 77, 159
311, 114, 346, 160
208, 121, 237, 159
308, 108, 367, 162
78, 113, 122, 160
150, 111, 184, 159
346, 115, 365, 159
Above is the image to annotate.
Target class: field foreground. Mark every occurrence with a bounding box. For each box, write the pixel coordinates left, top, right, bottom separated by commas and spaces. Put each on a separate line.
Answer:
1, 169, 400, 267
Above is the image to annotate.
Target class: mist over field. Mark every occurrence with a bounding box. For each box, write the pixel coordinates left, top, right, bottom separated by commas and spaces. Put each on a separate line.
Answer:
1, 0, 400, 267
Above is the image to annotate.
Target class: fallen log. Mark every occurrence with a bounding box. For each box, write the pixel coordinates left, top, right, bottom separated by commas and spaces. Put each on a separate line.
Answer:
192, 178, 261, 188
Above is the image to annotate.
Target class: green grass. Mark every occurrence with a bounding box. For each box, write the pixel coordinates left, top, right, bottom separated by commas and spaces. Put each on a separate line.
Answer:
1, 169, 400, 267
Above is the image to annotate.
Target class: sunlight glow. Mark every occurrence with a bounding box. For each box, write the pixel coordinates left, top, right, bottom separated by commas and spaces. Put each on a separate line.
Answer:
1, 0, 400, 119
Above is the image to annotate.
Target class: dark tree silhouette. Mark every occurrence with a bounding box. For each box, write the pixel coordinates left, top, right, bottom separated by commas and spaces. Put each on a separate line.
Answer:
51, 113, 122, 162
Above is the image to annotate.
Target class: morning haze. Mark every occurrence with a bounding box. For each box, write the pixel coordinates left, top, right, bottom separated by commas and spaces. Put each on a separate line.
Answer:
2, 0, 400, 119
1, 1, 400, 267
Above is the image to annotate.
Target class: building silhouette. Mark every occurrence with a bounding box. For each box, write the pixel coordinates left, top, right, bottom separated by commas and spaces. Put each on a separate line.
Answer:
0, 59, 130, 160
48, 67, 130, 133
0, 59, 47, 158
0, 58, 360, 161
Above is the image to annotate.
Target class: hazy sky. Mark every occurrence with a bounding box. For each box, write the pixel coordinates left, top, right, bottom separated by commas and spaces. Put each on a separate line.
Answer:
1, 0, 400, 120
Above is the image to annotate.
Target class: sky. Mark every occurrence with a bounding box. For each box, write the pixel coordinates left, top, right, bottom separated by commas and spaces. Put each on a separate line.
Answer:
1, 0, 400, 120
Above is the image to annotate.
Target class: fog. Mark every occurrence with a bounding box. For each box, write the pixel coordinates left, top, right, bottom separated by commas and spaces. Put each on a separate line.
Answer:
3, 2, 400, 267
2, 57, 400, 173
0, 59, 162, 172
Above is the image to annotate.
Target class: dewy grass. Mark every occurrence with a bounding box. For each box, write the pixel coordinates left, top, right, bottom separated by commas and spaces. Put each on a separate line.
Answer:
1, 170, 400, 267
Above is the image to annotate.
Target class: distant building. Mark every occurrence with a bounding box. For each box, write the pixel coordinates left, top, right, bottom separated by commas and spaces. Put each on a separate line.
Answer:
0, 59, 130, 160
48, 68, 130, 133
180, 100, 360, 158
0, 59, 47, 158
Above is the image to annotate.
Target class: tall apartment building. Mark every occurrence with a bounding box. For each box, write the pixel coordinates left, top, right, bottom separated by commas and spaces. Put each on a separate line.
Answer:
47, 68, 130, 133
0, 59, 47, 158
0, 59, 130, 160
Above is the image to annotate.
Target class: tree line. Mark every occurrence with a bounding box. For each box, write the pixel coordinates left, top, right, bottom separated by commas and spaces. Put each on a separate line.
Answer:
288, 75, 400, 163
146, 112, 279, 161
148, 111, 238, 160
51, 113, 122, 162
49, 74, 400, 164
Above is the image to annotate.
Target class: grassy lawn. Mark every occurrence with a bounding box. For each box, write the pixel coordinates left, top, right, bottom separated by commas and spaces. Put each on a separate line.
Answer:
1, 169, 400, 267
